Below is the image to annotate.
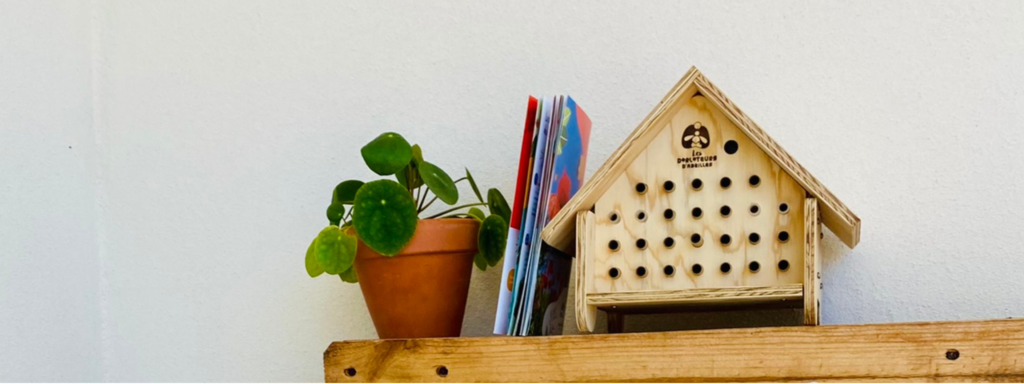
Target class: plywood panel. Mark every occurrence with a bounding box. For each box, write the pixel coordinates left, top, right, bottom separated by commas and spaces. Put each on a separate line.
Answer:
592, 94, 806, 293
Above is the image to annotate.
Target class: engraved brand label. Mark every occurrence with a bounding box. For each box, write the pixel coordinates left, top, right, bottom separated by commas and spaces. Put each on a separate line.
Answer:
677, 121, 717, 169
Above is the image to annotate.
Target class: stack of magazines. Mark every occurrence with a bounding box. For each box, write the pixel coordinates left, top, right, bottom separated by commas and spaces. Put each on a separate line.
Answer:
493, 96, 592, 336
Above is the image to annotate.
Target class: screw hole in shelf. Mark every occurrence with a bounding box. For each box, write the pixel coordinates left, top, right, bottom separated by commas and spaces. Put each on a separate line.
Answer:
436, 366, 449, 377
344, 368, 357, 377
946, 349, 960, 361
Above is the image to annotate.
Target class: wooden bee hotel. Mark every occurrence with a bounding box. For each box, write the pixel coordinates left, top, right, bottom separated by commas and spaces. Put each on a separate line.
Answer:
540, 67, 861, 333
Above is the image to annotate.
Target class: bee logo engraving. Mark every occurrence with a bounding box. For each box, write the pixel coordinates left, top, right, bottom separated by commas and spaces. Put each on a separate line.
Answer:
682, 122, 710, 149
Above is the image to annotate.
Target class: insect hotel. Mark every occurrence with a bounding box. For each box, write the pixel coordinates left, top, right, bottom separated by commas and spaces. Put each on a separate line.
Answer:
540, 67, 861, 333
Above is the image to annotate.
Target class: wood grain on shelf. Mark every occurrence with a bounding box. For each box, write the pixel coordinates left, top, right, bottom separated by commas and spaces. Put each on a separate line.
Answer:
325, 318, 1024, 383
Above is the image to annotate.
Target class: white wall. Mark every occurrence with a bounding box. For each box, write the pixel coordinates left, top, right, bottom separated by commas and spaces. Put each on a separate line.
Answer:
2, 0, 1024, 381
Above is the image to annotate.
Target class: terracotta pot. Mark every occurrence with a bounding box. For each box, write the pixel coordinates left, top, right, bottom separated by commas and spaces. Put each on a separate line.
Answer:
353, 218, 479, 339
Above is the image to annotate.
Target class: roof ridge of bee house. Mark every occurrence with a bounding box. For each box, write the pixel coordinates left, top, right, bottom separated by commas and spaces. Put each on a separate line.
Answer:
540, 66, 861, 333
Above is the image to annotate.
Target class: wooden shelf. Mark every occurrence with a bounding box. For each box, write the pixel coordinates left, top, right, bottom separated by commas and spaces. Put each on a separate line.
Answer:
324, 318, 1024, 382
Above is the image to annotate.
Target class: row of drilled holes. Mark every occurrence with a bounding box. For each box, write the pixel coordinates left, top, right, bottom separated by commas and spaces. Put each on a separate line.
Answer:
608, 259, 790, 279
609, 231, 789, 251
610, 202, 789, 223
636, 175, 761, 195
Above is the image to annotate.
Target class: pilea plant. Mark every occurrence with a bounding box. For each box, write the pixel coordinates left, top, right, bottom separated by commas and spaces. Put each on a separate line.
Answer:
305, 132, 510, 282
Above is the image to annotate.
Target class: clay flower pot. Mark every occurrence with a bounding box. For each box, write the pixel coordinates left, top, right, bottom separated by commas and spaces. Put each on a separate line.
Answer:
353, 218, 479, 339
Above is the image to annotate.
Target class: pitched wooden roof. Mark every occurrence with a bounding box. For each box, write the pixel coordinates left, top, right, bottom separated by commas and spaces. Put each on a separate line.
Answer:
541, 66, 861, 253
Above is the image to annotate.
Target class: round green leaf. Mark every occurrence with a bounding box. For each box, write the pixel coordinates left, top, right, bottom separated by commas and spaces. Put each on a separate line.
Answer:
473, 252, 487, 272
333, 180, 364, 205
411, 144, 423, 164
361, 132, 413, 176
478, 214, 508, 267
352, 180, 418, 256
314, 225, 357, 275
467, 207, 486, 222
418, 161, 458, 205
339, 265, 359, 283
487, 188, 511, 223
395, 163, 423, 190
305, 236, 324, 277
465, 168, 484, 203
326, 203, 345, 226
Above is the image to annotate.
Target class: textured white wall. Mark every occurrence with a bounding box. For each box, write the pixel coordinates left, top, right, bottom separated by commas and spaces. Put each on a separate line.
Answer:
2, 0, 1024, 381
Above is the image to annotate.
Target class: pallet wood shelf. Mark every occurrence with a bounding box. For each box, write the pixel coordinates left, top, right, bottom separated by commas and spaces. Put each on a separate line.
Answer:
325, 318, 1024, 382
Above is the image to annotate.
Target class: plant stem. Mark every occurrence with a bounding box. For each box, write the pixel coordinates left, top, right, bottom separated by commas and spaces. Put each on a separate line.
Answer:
420, 194, 440, 212
425, 202, 488, 219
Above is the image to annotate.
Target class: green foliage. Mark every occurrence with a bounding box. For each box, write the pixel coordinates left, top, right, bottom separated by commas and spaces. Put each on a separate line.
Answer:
333, 180, 364, 205
418, 161, 458, 205
467, 207, 486, 222
352, 180, 418, 256
305, 131, 514, 280
466, 169, 484, 203
487, 188, 511, 223
314, 225, 357, 275
478, 214, 508, 267
361, 132, 412, 175
326, 203, 345, 226
305, 236, 324, 277
339, 266, 359, 283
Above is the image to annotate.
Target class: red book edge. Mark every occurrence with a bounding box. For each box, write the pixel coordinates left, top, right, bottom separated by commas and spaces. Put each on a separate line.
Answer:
509, 97, 538, 230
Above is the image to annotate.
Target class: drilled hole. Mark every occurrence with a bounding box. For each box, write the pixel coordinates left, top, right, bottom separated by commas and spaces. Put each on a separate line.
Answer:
663, 209, 675, 220
691, 207, 703, 219
749, 232, 761, 244
720, 177, 732, 189
609, 212, 619, 223
436, 366, 449, 377
664, 265, 675, 276
749, 204, 760, 215
608, 240, 619, 251
720, 263, 732, 273
635, 183, 648, 194
636, 210, 647, 222
778, 260, 790, 271
636, 266, 647, 277
724, 140, 739, 154
720, 205, 731, 217
609, 268, 621, 279
663, 180, 675, 192
635, 238, 647, 249
779, 203, 790, 213
946, 349, 960, 361
778, 231, 790, 243
690, 233, 703, 247
344, 368, 357, 377
691, 178, 703, 190
749, 261, 761, 272
691, 264, 703, 275
720, 234, 732, 245
663, 237, 675, 248
749, 175, 761, 186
